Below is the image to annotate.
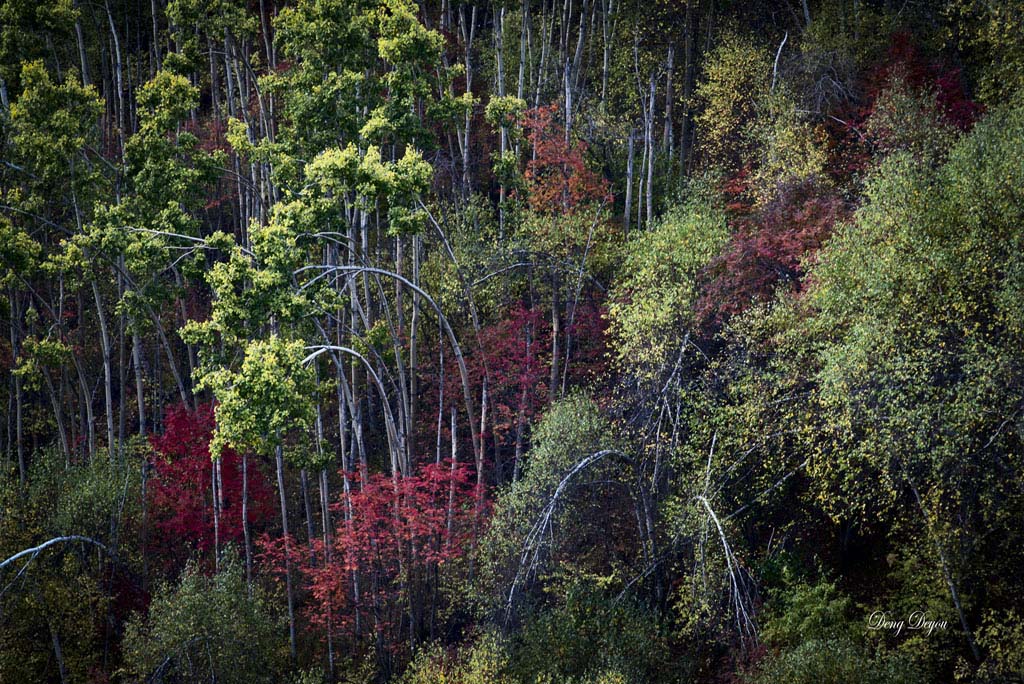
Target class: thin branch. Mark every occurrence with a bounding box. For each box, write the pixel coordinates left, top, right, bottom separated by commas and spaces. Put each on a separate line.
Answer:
0, 536, 111, 572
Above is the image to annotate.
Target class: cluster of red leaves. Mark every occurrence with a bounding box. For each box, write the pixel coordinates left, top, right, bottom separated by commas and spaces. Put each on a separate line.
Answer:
521, 105, 611, 214
148, 402, 273, 565
799, 32, 983, 184
417, 298, 608, 474
473, 302, 551, 443
259, 461, 480, 647
697, 180, 848, 326
868, 32, 982, 131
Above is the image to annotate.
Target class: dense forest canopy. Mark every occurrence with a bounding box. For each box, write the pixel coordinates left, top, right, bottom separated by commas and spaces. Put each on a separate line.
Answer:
1, 0, 1024, 681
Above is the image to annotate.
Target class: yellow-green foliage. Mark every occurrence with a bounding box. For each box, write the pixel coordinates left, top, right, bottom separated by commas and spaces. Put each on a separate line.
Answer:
0, 449, 142, 681
865, 72, 958, 164
401, 632, 515, 684
947, 0, 1024, 105
198, 335, 316, 458
608, 184, 729, 370
749, 91, 829, 203
693, 32, 771, 173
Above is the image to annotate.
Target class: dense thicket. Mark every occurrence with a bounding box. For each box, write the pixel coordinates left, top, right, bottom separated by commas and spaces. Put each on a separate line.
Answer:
1, 0, 1023, 681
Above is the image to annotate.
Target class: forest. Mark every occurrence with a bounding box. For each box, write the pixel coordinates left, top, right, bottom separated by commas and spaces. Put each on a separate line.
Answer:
1, 0, 1023, 681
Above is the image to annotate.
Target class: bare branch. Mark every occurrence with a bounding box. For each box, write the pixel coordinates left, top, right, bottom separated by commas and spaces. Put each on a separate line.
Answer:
0, 536, 111, 572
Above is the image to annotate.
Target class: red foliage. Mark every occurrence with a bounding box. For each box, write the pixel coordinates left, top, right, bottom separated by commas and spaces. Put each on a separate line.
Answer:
521, 105, 611, 213
473, 302, 552, 443
148, 403, 274, 565
697, 180, 848, 325
416, 297, 608, 479
259, 461, 481, 650
815, 32, 983, 185
867, 32, 982, 131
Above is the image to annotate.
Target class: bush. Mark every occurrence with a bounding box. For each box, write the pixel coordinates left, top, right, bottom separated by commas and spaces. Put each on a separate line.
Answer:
511, 577, 679, 684
750, 579, 923, 684
121, 550, 289, 683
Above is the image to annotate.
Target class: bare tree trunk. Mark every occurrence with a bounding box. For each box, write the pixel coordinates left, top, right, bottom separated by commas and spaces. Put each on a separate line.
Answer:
104, 0, 126, 156
601, 0, 614, 107
549, 270, 561, 405
908, 478, 981, 662
276, 443, 297, 660
49, 622, 68, 684
242, 453, 253, 591
301, 468, 316, 562
150, 0, 161, 72
92, 281, 116, 464
132, 333, 146, 435
663, 44, 675, 156
680, 0, 695, 170
212, 457, 221, 571
410, 235, 420, 459
459, 4, 477, 197
74, 9, 90, 85
646, 74, 655, 227
9, 291, 25, 484
624, 127, 635, 230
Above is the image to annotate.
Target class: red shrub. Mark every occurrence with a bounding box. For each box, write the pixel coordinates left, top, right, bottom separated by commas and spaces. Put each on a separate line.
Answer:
148, 402, 274, 566
697, 180, 847, 325
521, 105, 611, 214
259, 460, 481, 651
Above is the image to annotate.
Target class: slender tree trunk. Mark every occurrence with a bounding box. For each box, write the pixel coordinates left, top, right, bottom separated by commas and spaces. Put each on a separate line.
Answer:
92, 281, 116, 464
908, 478, 981, 662
104, 0, 126, 156
9, 291, 25, 484
549, 270, 561, 405
301, 468, 316, 563
276, 442, 297, 660
212, 457, 221, 570
133, 332, 145, 435
680, 0, 695, 170
663, 44, 675, 156
49, 622, 68, 684
601, 0, 614, 107
624, 127, 635, 230
646, 72, 655, 227
150, 0, 161, 72
242, 453, 253, 591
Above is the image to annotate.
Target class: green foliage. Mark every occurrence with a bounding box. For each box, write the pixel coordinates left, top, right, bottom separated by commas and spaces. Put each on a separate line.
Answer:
401, 632, 515, 684
865, 72, 958, 164
760, 577, 857, 647
751, 578, 923, 684
8, 60, 103, 203
122, 551, 289, 683
608, 183, 729, 369
751, 638, 923, 684
0, 449, 142, 681
974, 611, 1024, 682
748, 91, 829, 203
4, 1, 1024, 681
799, 2, 895, 94
0, 0, 77, 94
197, 335, 316, 458
805, 104, 1024, 525
476, 393, 619, 613
0, 217, 39, 286
947, 0, 1024, 105
511, 577, 677, 684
